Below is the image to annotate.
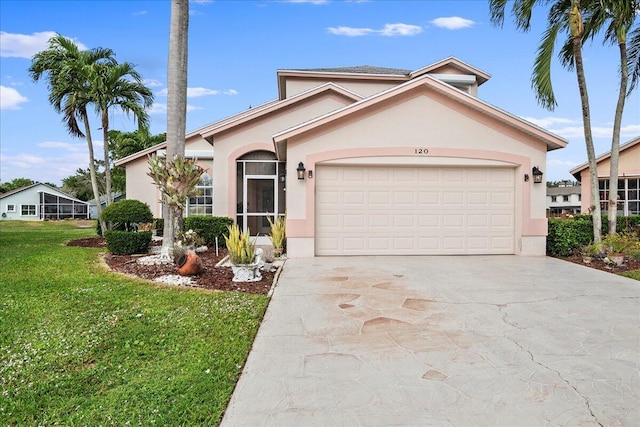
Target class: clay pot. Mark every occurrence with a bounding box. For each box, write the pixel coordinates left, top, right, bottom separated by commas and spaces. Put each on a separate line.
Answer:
177, 252, 203, 276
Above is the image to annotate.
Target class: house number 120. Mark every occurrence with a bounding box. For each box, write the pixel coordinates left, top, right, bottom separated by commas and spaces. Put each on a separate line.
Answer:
414, 148, 429, 154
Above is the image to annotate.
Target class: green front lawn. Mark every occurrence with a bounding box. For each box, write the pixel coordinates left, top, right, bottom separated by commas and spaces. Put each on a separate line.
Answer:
621, 270, 640, 281
0, 220, 268, 426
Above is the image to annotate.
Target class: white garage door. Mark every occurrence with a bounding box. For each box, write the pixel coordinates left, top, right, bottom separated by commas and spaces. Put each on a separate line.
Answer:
315, 165, 515, 255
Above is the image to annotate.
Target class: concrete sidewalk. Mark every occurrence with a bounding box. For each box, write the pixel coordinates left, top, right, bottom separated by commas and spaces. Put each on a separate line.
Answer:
222, 256, 640, 426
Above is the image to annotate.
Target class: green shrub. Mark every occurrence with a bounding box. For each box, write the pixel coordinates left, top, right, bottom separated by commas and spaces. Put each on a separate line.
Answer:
547, 217, 593, 256
104, 230, 153, 255
184, 216, 233, 246
100, 199, 153, 232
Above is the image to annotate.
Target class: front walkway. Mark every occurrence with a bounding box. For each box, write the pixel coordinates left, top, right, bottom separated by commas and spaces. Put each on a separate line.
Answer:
222, 256, 640, 426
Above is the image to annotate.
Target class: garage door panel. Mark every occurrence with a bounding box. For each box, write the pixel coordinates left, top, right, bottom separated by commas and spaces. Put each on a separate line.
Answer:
316, 166, 515, 255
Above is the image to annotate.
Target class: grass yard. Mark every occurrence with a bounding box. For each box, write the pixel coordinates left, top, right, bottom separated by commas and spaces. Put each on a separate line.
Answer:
0, 220, 269, 426
621, 270, 640, 281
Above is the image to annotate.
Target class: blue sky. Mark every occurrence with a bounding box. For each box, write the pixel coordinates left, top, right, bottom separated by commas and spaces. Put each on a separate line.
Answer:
1, 0, 638, 186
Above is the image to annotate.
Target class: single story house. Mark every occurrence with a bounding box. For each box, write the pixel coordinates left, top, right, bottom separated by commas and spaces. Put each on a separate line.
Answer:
88, 191, 125, 219
116, 57, 567, 257
546, 185, 581, 217
0, 183, 89, 220
570, 136, 640, 216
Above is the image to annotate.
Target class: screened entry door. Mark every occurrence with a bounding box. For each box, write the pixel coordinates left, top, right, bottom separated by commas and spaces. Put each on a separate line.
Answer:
242, 177, 276, 236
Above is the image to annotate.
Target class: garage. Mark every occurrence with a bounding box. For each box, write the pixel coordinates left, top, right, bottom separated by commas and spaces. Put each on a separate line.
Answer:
315, 165, 515, 255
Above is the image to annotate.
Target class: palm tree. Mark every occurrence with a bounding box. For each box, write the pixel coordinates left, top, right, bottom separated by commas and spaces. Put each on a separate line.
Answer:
161, 0, 190, 258
29, 34, 115, 230
583, 0, 639, 234
89, 62, 154, 206
490, 0, 603, 243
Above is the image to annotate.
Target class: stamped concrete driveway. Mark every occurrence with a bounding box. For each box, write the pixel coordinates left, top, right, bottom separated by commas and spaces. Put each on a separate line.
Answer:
222, 256, 639, 426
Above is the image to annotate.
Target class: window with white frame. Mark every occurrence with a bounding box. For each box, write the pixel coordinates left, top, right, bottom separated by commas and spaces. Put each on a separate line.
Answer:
563, 195, 569, 202
21, 205, 36, 216
186, 172, 213, 216
7, 204, 15, 212
551, 196, 557, 202
599, 178, 640, 215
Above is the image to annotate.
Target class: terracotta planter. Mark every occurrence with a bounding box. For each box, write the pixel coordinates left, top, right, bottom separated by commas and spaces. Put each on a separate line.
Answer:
272, 248, 283, 258
177, 251, 203, 276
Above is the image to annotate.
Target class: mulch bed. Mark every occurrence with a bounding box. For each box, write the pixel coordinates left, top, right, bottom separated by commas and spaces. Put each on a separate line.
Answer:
556, 252, 640, 274
67, 237, 275, 295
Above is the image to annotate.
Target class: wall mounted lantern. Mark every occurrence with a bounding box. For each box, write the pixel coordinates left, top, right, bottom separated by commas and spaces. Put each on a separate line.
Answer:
297, 162, 306, 180
532, 166, 544, 184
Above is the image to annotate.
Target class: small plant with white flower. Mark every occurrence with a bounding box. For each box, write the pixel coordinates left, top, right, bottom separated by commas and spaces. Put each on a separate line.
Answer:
177, 229, 204, 251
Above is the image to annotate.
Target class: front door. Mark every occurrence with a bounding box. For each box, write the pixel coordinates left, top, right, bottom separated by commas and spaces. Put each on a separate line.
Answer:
242, 177, 276, 236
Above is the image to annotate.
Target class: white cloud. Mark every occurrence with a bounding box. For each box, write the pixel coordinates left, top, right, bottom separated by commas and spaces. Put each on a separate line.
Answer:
380, 23, 423, 37
156, 87, 238, 97
327, 26, 375, 37
144, 79, 164, 88
545, 123, 640, 139
547, 158, 580, 168
430, 17, 475, 30
522, 116, 576, 128
148, 102, 200, 114
132, 10, 148, 16
0, 31, 87, 59
0, 149, 91, 185
37, 141, 88, 152
187, 87, 223, 97
327, 23, 422, 37
148, 103, 167, 114
0, 85, 29, 110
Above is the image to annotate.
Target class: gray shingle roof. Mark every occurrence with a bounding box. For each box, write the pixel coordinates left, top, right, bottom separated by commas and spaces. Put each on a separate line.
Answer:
293, 66, 411, 76
547, 186, 581, 196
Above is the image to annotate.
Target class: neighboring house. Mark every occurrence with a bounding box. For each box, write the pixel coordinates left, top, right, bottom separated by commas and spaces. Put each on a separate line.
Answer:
570, 136, 640, 216
0, 183, 89, 220
546, 185, 581, 217
116, 57, 567, 257
88, 191, 125, 219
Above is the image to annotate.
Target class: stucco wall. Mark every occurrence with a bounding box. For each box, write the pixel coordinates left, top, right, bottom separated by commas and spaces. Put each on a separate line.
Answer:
286, 79, 400, 99
211, 94, 355, 218
578, 142, 640, 212
283, 88, 550, 256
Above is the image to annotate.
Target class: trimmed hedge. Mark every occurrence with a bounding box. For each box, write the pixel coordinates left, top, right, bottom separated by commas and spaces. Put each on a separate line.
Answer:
547, 214, 640, 256
184, 216, 234, 246
547, 217, 593, 256
104, 230, 153, 255
100, 200, 153, 232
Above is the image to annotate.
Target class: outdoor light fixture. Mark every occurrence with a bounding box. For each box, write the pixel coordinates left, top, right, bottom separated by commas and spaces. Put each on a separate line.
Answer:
308, 170, 313, 179
532, 166, 544, 184
279, 170, 286, 183
297, 162, 306, 180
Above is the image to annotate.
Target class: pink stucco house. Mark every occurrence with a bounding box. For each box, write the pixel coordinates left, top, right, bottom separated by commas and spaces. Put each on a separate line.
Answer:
116, 57, 567, 257
570, 136, 640, 216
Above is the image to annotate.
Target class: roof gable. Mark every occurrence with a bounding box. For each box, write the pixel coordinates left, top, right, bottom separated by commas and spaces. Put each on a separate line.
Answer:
570, 136, 640, 179
273, 72, 566, 152
410, 56, 491, 86
0, 183, 88, 204
200, 82, 362, 139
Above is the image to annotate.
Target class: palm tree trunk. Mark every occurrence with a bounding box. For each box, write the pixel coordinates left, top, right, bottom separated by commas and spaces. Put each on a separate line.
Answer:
571, 0, 602, 243
161, 0, 190, 258
82, 109, 106, 233
102, 111, 113, 206
608, 40, 628, 234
